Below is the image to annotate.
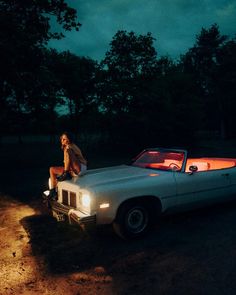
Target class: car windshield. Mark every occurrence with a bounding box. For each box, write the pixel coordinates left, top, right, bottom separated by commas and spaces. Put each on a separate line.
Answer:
131, 150, 185, 171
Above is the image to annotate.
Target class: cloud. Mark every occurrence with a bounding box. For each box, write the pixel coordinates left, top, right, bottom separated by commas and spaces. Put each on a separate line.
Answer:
48, 0, 236, 61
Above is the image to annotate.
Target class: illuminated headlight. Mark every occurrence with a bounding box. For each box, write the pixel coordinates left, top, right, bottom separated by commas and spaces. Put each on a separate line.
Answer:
80, 192, 91, 207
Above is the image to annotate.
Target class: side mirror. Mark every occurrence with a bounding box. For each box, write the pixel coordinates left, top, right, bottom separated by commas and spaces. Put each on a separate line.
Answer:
189, 165, 198, 173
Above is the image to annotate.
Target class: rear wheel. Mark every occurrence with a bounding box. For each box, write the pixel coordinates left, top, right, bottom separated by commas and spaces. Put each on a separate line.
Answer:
113, 201, 150, 239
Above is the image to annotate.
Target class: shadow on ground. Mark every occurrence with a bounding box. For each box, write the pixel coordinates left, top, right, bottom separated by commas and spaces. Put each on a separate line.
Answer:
21, 199, 236, 275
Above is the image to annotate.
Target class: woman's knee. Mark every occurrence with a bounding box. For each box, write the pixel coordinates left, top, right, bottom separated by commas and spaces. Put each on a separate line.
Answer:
50, 166, 57, 175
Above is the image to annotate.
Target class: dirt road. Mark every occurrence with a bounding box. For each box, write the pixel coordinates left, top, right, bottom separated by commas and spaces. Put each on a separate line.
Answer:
1, 192, 236, 295
0, 195, 114, 295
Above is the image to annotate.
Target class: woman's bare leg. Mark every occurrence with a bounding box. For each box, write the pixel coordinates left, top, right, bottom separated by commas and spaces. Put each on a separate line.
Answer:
49, 166, 64, 188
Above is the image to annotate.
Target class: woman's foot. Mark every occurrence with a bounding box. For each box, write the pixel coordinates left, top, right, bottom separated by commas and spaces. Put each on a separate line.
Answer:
48, 188, 57, 200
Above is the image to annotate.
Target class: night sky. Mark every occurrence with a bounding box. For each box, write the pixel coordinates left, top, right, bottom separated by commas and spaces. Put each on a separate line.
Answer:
48, 0, 236, 61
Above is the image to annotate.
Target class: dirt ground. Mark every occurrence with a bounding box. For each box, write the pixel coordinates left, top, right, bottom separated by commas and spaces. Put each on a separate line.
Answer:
1, 140, 236, 295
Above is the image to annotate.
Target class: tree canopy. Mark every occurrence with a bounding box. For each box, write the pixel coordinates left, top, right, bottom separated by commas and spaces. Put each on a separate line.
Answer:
0, 0, 81, 136
1, 12, 236, 149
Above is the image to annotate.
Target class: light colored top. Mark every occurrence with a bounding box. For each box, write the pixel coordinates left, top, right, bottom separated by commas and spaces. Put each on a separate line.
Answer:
67, 143, 87, 165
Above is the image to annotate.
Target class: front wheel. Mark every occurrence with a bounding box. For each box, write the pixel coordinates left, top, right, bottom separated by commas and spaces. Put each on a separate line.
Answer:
113, 202, 150, 239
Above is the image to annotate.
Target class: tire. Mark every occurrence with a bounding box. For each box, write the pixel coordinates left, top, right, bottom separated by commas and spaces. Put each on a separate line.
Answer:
113, 201, 150, 239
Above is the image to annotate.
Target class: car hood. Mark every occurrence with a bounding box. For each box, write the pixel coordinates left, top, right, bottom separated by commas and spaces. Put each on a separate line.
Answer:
72, 165, 161, 189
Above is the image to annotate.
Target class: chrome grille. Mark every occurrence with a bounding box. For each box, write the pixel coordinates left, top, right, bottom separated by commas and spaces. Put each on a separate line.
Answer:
61, 190, 77, 208
62, 190, 69, 205
70, 192, 77, 207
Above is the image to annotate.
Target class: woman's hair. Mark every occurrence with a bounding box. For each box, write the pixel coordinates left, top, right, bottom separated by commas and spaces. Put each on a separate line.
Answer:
60, 131, 74, 149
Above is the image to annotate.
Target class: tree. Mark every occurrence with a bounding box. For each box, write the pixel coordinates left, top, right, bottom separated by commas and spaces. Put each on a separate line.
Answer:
0, 0, 81, 136
181, 24, 229, 138
215, 38, 236, 138
99, 30, 160, 148
129, 56, 202, 146
100, 30, 158, 114
53, 51, 98, 134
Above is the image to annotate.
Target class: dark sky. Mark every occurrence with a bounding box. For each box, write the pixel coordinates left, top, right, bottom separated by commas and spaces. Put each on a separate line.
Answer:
48, 0, 236, 61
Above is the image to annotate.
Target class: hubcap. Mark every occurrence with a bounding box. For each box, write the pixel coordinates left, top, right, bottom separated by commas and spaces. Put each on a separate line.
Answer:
126, 207, 148, 234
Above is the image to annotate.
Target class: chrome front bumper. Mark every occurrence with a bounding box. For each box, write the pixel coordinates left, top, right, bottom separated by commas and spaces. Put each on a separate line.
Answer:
51, 201, 96, 226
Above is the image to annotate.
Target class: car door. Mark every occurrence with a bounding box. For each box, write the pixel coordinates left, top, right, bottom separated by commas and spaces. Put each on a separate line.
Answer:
174, 169, 231, 209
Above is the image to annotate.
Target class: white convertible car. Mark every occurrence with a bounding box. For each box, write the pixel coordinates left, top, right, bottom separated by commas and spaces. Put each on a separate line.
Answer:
45, 148, 236, 239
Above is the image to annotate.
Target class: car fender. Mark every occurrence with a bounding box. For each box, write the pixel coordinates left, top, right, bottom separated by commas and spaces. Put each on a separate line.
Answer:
96, 194, 162, 225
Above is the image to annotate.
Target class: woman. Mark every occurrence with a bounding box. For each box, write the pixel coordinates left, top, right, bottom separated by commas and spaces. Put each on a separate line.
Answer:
48, 132, 87, 199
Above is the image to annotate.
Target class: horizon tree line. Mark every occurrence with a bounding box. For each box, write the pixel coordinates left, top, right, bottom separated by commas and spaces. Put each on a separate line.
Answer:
1, 0, 236, 148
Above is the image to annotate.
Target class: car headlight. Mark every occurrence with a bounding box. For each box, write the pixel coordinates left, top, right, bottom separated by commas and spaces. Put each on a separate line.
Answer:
80, 192, 91, 207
